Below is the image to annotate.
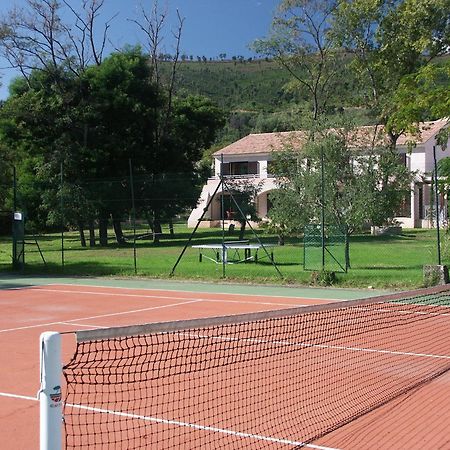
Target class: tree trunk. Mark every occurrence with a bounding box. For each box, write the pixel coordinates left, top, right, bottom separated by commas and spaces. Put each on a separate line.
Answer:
153, 218, 162, 243
78, 222, 86, 247
168, 218, 174, 238
239, 222, 246, 241
99, 215, 109, 247
112, 214, 126, 245
89, 220, 96, 247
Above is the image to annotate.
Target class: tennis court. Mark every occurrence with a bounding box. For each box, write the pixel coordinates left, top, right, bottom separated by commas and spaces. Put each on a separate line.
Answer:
1, 277, 450, 449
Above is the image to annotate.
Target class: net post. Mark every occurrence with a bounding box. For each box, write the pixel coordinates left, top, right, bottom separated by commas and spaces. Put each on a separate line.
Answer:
39, 332, 62, 450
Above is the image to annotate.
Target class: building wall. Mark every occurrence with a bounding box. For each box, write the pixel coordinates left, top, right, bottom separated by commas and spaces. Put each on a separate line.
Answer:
191, 130, 450, 229
188, 157, 275, 227
214, 154, 267, 177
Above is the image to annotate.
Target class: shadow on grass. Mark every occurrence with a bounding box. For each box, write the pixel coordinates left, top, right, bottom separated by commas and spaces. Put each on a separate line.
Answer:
37, 234, 297, 253
20, 261, 137, 277
349, 233, 417, 243
353, 264, 425, 270
254, 261, 302, 267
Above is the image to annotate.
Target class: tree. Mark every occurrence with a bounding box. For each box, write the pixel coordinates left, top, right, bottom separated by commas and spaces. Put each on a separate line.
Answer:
331, 0, 450, 142
165, 95, 226, 171
253, 0, 346, 120
0, 0, 115, 243
388, 60, 450, 134
0, 67, 91, 231
80, 48, 163, 244
268, 123, 414, 235
0, 120, 14, 214
137, 94, 225, 241
0, 47, 226, 246
0, 0, 112, 81
0, 48, 162, 244
223, 178, 263, 240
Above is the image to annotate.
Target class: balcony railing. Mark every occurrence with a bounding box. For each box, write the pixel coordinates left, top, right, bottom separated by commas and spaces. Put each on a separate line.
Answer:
209, 173, 271, 180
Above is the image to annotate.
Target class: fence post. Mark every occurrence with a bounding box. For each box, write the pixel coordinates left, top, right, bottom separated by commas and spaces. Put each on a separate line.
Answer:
129, 159, 137, 274
60, 162, 65, 269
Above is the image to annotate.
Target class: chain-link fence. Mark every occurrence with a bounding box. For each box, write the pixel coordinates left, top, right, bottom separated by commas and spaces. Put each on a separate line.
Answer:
304, 224, 349, 273
0, 168, 446, 287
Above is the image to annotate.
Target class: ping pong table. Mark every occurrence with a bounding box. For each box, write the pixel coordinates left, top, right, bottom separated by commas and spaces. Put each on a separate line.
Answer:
192, 241, 276, 264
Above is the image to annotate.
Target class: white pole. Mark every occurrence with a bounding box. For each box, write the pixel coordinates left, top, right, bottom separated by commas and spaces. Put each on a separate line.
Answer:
39, 332, 62, 450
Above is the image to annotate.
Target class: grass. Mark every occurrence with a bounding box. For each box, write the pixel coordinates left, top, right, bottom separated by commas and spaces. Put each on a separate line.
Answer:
0, 225, 447, 290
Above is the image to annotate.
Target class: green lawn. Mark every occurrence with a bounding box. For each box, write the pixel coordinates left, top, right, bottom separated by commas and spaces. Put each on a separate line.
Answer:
0, 226, 446, 290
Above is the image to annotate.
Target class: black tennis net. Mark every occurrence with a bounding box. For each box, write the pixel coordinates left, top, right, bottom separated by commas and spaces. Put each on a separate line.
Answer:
62, 285, 450, 448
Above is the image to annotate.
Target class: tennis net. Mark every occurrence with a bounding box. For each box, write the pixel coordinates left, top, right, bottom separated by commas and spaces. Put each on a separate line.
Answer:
57, 285, 450, 449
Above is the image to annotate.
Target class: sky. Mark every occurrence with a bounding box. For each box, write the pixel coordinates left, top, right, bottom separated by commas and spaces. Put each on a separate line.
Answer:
0, 0, 279, 100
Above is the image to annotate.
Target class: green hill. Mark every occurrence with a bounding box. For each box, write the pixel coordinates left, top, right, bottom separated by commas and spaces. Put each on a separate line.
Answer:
162, 59, 372, 146
173, 60, 296, 112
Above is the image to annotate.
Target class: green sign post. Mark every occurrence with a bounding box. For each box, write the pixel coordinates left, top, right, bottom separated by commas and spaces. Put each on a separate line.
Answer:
12, 211, 25, 270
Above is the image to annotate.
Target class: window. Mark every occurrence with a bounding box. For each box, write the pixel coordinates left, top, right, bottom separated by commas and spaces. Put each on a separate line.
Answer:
220, 161, 258, 176
221, 163, 230, 176
267, 161, 276, 176
396, 191, 411, 217
220, 194, 234, 219
418, 184, 424, 219
398, 153, 407, 167
246, 162, 258, 175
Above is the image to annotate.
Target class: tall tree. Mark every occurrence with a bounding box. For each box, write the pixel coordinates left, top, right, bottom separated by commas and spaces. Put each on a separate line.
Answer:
80, 48, 162, 244
331, 0, 450, 142
0, 0, 112, 81
0, 48, 225, 245
130, 1, 185, 144
388, 60, 450, 134
0, 48, 162, 243
253, 0, 346, 120
0, 0, 114, 242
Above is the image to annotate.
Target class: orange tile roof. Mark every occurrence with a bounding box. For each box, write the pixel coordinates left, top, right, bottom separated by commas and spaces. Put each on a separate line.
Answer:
213, 120, 449, 156
213, 131, 307, 156
397, 119, 449, 145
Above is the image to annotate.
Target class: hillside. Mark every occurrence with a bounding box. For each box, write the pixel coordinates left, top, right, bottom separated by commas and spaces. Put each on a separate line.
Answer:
173, 60, 296, 112
161, 59, 373, 148
167, 55, 450, 120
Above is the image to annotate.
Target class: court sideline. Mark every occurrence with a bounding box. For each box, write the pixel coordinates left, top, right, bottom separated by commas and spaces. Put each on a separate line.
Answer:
1, 276, 449, 449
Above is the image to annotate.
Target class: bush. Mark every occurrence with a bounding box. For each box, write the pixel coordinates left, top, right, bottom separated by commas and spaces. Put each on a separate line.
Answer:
310, 270, 336, 286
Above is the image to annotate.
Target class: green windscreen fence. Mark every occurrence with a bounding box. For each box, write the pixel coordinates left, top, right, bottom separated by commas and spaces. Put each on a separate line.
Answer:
304, 223, 349, 273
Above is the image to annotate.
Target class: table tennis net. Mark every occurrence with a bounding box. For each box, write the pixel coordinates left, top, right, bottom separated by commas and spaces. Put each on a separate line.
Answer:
62, 286, 450, 449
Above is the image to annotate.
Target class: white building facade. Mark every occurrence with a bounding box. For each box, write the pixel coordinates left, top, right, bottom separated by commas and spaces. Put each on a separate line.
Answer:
188, 120, 450, 229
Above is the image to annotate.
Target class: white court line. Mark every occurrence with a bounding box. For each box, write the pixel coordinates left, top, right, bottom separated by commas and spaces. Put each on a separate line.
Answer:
40, 284, 450, 309
43, 282, 345, 301
356, 304, 450, 317
183, 332, 450, 361
59, 322, 108, 329
26, 287, 315, 307
0, 391, 37, 402
0, 391, 340, 450
10, 287, 450, 317
0, 299, 202, 333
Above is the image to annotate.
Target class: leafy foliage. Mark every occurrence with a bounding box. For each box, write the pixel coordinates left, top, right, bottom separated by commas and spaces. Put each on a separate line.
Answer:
268, 122, 414, 235
0, 48, 225, 241
388, 59, 450, 132
331, 0, 450, 136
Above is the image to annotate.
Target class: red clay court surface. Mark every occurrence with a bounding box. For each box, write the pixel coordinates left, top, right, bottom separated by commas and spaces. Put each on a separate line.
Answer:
1, 283, 450, 449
